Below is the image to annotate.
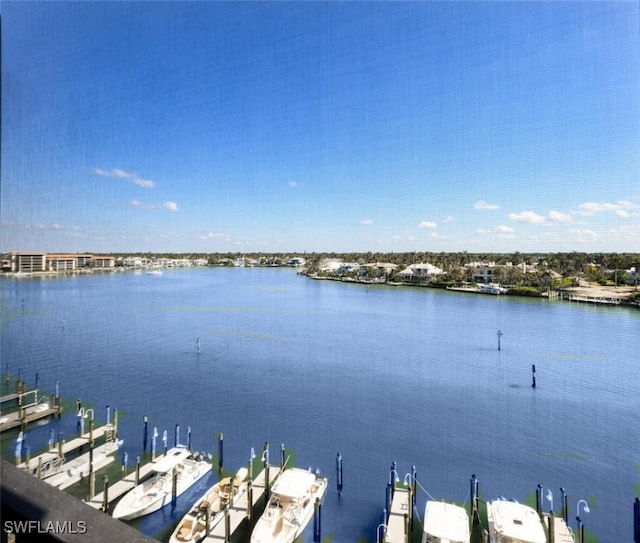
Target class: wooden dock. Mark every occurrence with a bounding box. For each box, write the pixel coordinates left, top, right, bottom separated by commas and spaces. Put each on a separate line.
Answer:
384, 486, 411, 543
201, 465, 282, 543
0, 401, 61, 432
17, 423, 117, 470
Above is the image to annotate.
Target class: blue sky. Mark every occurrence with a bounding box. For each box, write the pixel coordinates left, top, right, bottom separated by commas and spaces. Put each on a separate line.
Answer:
1, 1, 639, 254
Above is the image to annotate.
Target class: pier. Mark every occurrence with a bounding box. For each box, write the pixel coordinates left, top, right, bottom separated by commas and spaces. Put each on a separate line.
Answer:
384, 486, 411, 543
0, 389, 62, 432
17, 423, 118, 488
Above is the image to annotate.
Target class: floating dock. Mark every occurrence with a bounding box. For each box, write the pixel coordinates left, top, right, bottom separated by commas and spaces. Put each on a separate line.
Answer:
0, 397, 61, 432
384, 486, 411, 543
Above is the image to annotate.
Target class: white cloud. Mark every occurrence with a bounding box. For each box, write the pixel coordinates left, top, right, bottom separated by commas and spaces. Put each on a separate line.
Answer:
496, 225, 515, 233
443, 216, 456, 223
125, 200, 178, 211
418, 221, 437, 229
198, 231, 230, 241
548, 210, 572, 222
93, 167, 155, 188
474, 200, 500, 210
569, 228, 598, 240
289, 181, 298, 188
509, 211, 546, 224
360, 219, 373, 225
578, 200, 636, 216
476, 228, 490, 234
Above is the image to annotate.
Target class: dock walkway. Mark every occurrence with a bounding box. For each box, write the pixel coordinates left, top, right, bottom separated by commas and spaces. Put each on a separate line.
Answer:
17, 423, 116, 470
202, 465, 282, 543
0, 402, 60, 432
384, 487, 410, 543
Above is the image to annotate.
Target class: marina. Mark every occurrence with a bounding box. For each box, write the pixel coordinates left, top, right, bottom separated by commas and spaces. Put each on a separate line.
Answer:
0, 267, 638, 542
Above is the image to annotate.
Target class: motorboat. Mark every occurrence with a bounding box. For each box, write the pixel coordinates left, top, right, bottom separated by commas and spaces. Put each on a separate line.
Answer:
486, 500, 547, 543
169, 467, 248, 543
422, 501, 470, 543
250, 468, 327, 543
147, 269, 163, 275
112, 447, 210, 520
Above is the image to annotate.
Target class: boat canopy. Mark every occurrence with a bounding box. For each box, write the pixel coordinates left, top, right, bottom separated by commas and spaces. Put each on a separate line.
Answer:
423, 501, 470, 543
489, 501, 546, 543
152, 448, 192, 473
271, 469, 316, 500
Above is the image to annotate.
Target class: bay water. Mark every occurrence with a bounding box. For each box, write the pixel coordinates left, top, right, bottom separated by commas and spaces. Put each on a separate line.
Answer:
1, 267, 638, 542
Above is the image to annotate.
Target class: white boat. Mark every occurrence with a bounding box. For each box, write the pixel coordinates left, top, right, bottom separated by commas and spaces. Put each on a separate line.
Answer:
478, 283, 508, 294
112, 447, 210, 520
250, 468, 328, 543
147, 269, 163, 275
486, 500, 547, 543
169, 467, 248, 543
422, 501, 470, 543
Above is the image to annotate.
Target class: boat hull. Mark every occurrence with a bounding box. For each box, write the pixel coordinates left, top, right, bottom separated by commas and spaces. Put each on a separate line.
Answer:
250, 469, 327, 543
113, 454, 210, 521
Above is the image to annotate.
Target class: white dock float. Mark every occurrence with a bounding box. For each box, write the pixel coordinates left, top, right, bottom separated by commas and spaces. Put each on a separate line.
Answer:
384, 487, 411, 543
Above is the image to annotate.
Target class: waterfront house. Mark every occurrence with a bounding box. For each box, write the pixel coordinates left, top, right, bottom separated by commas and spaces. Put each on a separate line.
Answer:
397, 263, 443, 282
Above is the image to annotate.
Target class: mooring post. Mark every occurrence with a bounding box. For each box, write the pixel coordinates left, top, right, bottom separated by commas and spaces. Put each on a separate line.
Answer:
37, 457, 42, 479
187, 426, 191, 451
143, 415, 148, 452
407, 478, 414, 533
247, 479, 253, 523
385, 483, 392, 513
497, 330, 503, 350
163, 430, 168, 456
218, 432, 224, 471
58, 433, 63, 459
532, 364, 537, 388
175, 424, 180, 447
549, 514, 555, 543
336, 453, 344, 496
470, 474, 479, 516
135, 456, 140, 485
89, 470, 95, 499
411, 465, 417, 507
561, 487, 567, 523
404, 513, 409, 543
280, 443, 285, 469
224, 503, 230, 543
106, 405, 110, 426
102, 475, 109, 512
313, 497, 321, 543
536, 484, 542, 517
390, 461, 397, 498
634, 497, 640, 543
263, 443, 270, 500
113, 408, 118, 439
152, 427, 158, 460
205, 502, 212, 536
55, 380, 61, 415
172, 467, 178, 508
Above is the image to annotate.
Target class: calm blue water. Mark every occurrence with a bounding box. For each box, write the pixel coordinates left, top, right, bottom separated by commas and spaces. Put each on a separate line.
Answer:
1, 268, 638, 542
